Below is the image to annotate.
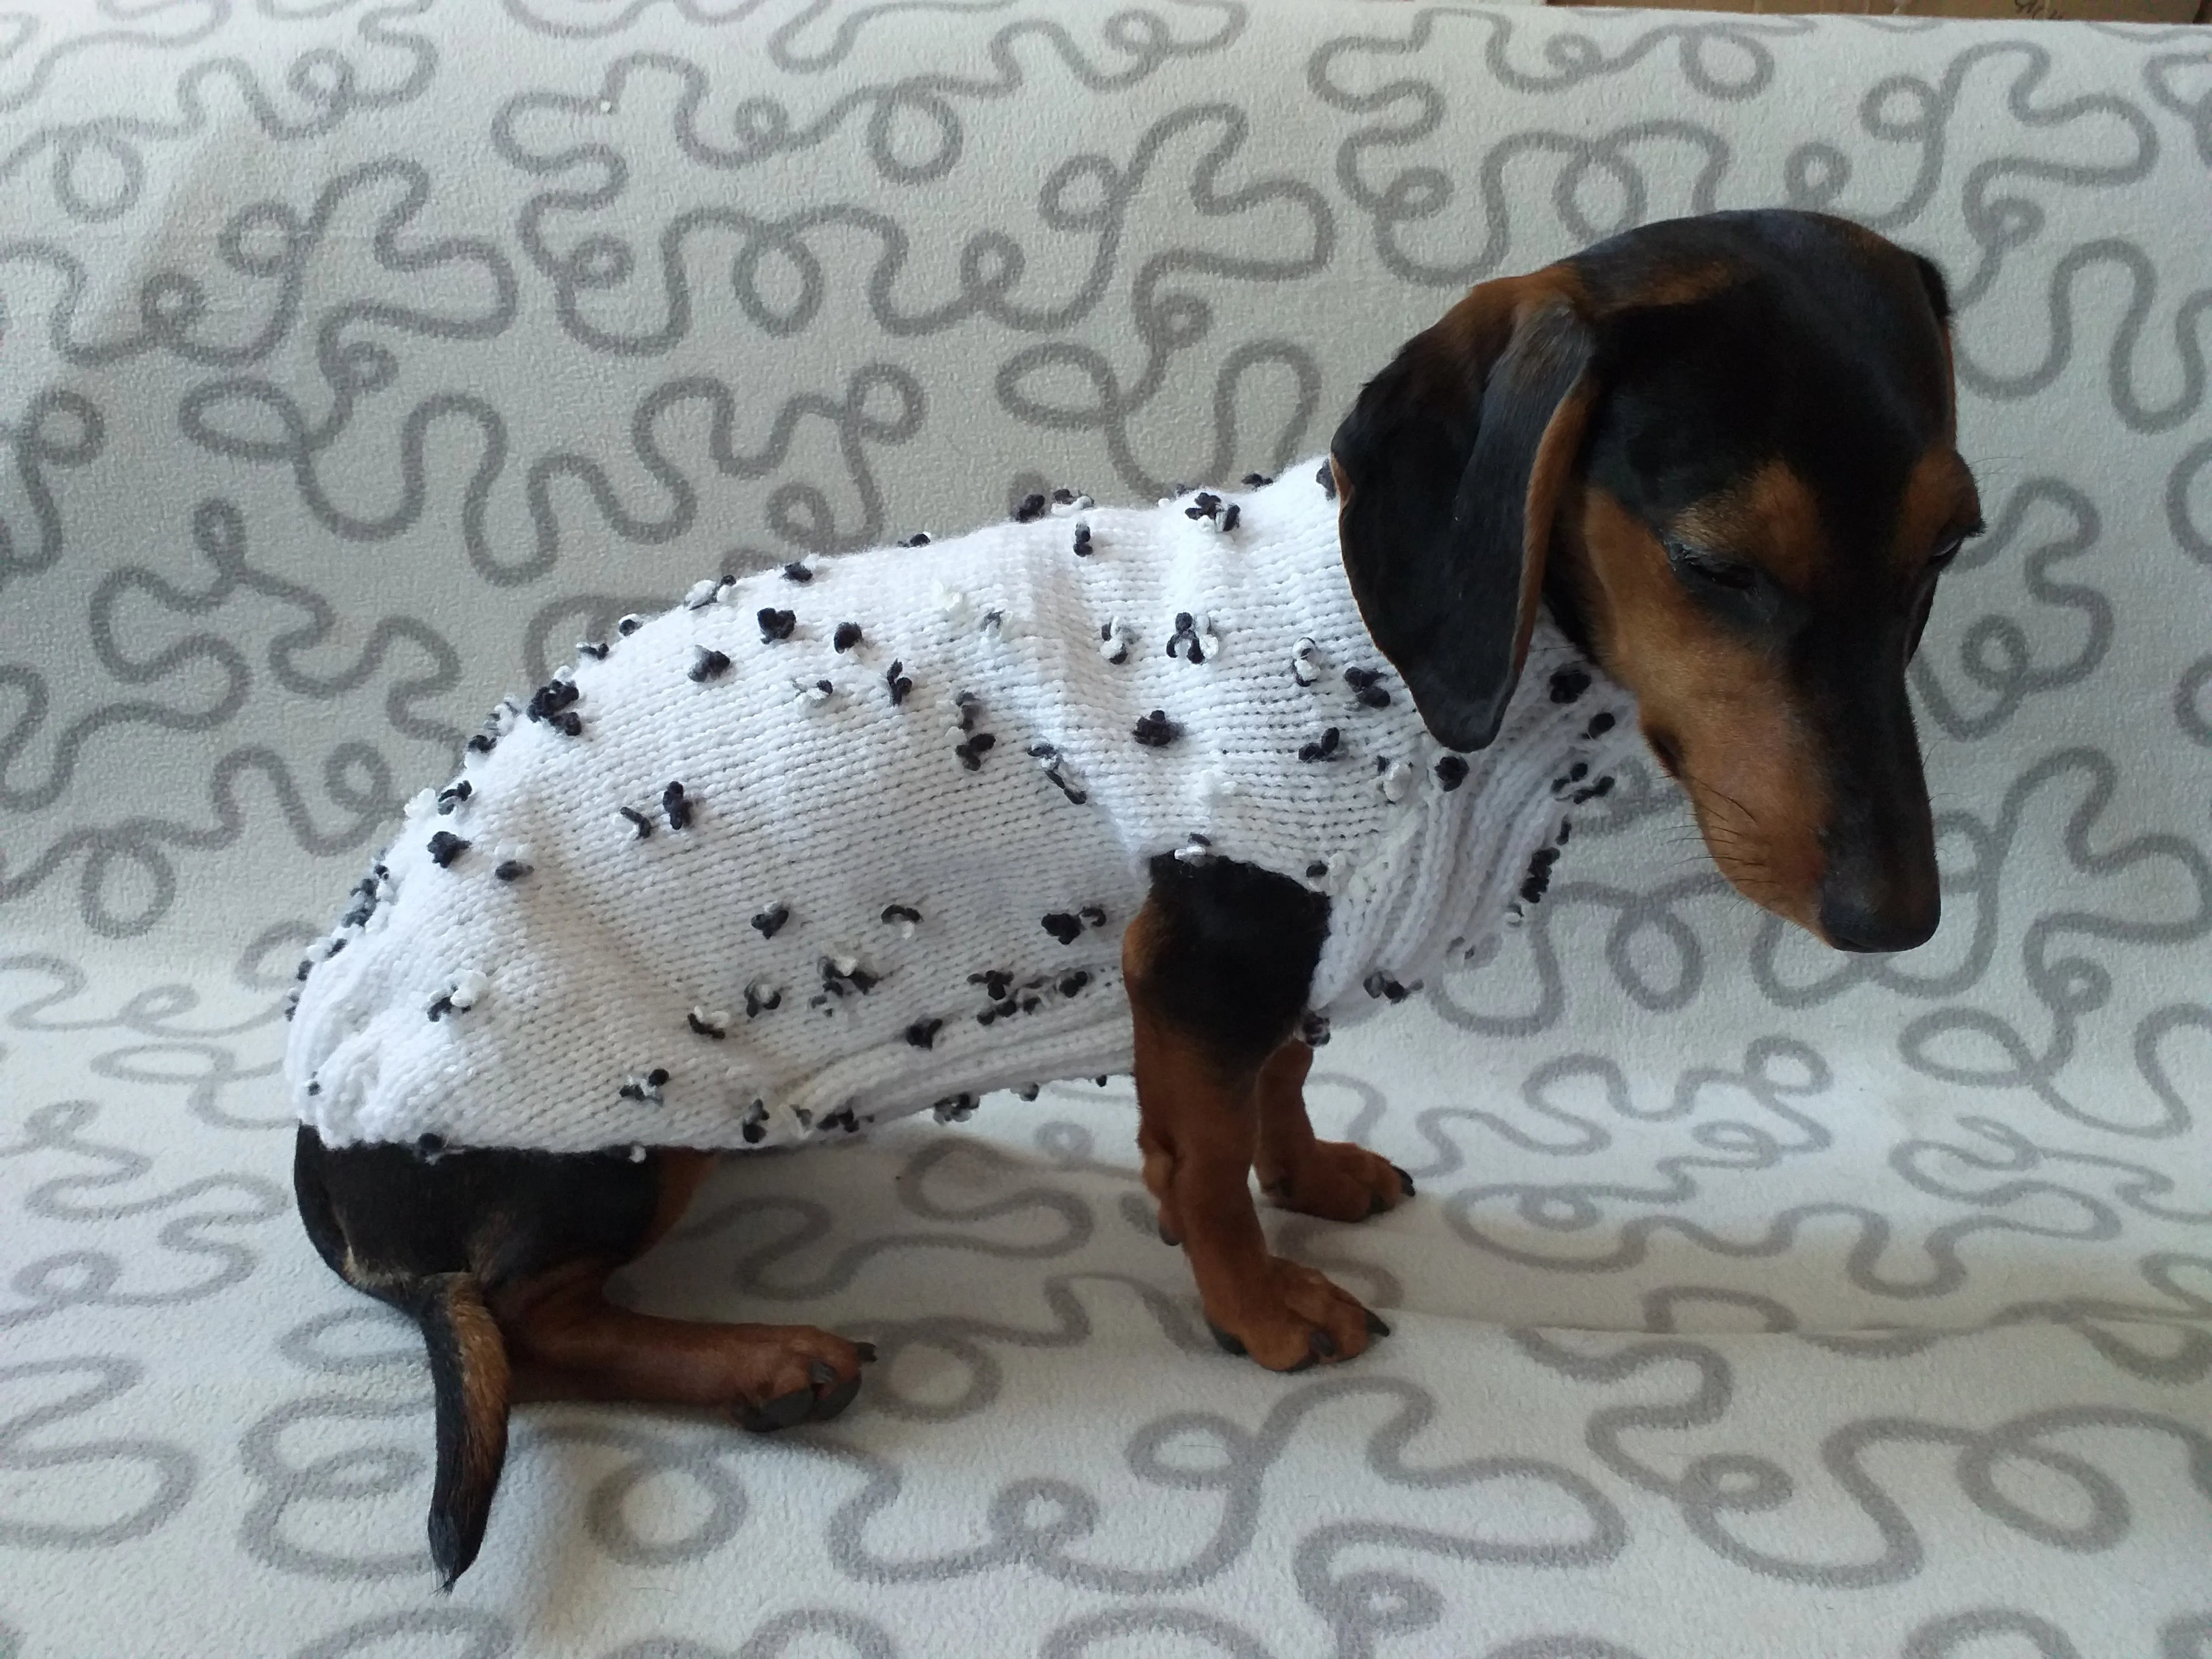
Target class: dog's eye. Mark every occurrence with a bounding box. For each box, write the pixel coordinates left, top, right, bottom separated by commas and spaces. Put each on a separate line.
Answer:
1663, 538, 1758, 594
1927, 518, 1984, 575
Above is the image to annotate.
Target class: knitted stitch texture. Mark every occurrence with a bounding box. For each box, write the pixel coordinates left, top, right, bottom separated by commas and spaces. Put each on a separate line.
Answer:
286, 463, 1641, 1153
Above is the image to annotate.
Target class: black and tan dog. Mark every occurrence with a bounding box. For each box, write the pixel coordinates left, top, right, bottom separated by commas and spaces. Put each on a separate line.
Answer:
294, 209, 1980, 1585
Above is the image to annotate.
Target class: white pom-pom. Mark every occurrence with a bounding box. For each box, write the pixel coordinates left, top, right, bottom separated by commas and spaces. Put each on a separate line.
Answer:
932, 581, 972, 624
1380, 759, 1417, 803
446, 970, 489, 1011
683, 578, 719, 610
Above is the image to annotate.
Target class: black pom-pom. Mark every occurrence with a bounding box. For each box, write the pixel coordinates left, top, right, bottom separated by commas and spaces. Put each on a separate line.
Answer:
1299, 727, 1342, 763
782, 562, 813, 583
427, 831, 469, 868
527, 678, 579, 722
1520, 845, 1561, 905
833, 622, 863, 652
1041, 912, 1082, 945
1362, 970, 1411, 1003
886, 660, 912, 705
662, 781, 691, 830
758, 607, 797, 642
1317, 460, 1336, 498
905, 1018, 941, 1049
751, 903, 789, 938
690, 647, 731, 683
1013, 492, 1048, 522
1132, 710, 1180, 748
1435, 754, 1469, 791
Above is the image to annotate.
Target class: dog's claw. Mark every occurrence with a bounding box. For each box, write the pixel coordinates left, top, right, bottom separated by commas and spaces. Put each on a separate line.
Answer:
811, 1374, 862, 1422
855, 1341, 878, 1364
808, 1359, 836, 1387
1159, 1217, 1181, 1247
1366, 1191, 1386, 1217
1365, 1309, 1392, 1338
1392, 1164, 1416, 1197
1205, 1318, 1247, 1356
1311, 1328, 1338, 1361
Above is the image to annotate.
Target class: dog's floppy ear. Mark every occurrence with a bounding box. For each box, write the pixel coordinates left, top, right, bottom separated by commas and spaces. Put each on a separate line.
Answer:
1329, 272, 1597, 752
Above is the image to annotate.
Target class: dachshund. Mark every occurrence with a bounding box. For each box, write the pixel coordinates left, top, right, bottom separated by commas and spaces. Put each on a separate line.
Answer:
291, 208, 1980, 1585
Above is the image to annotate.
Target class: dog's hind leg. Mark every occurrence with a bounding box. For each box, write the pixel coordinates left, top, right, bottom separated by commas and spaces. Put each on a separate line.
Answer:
492, 1263, 871, 1429
1252, 1040, 1416, 1223
296, 1130, 870, 1586
479, 1148, 871, 1424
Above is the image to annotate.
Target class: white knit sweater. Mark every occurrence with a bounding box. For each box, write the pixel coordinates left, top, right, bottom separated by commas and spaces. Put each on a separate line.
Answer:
286, 463, 1640, 1153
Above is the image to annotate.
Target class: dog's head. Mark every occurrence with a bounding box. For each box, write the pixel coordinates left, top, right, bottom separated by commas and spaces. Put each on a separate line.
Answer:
1329, 210, 1981, 953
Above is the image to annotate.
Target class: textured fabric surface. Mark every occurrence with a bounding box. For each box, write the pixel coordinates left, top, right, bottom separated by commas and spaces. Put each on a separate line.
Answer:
287, 466, 1639, 1154
5, 1, 2211, 1655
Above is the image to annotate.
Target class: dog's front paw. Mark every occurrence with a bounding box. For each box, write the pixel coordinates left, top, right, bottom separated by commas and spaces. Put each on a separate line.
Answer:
1201, 1258, 1388, 1372
1259, 1139, 1415, 1224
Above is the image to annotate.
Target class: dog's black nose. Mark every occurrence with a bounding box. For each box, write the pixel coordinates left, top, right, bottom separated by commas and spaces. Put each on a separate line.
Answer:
1819, 883, 1937, 953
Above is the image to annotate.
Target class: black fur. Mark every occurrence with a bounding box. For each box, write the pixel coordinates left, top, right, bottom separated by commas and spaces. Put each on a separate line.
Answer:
1331, 297, 1595, 753
1138, 855, 1331, 1073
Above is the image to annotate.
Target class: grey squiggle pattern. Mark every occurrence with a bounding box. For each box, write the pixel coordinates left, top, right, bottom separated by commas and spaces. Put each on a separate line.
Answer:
4, 0, 2209, 1652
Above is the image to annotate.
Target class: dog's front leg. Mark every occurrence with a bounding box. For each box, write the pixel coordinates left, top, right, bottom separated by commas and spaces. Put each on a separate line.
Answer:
1253, 1041, 1416, 1223
1123, 857, 1385, 1371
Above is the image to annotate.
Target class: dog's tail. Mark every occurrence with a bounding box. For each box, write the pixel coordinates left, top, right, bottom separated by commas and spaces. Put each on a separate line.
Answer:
407, 1271, 511, 1589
